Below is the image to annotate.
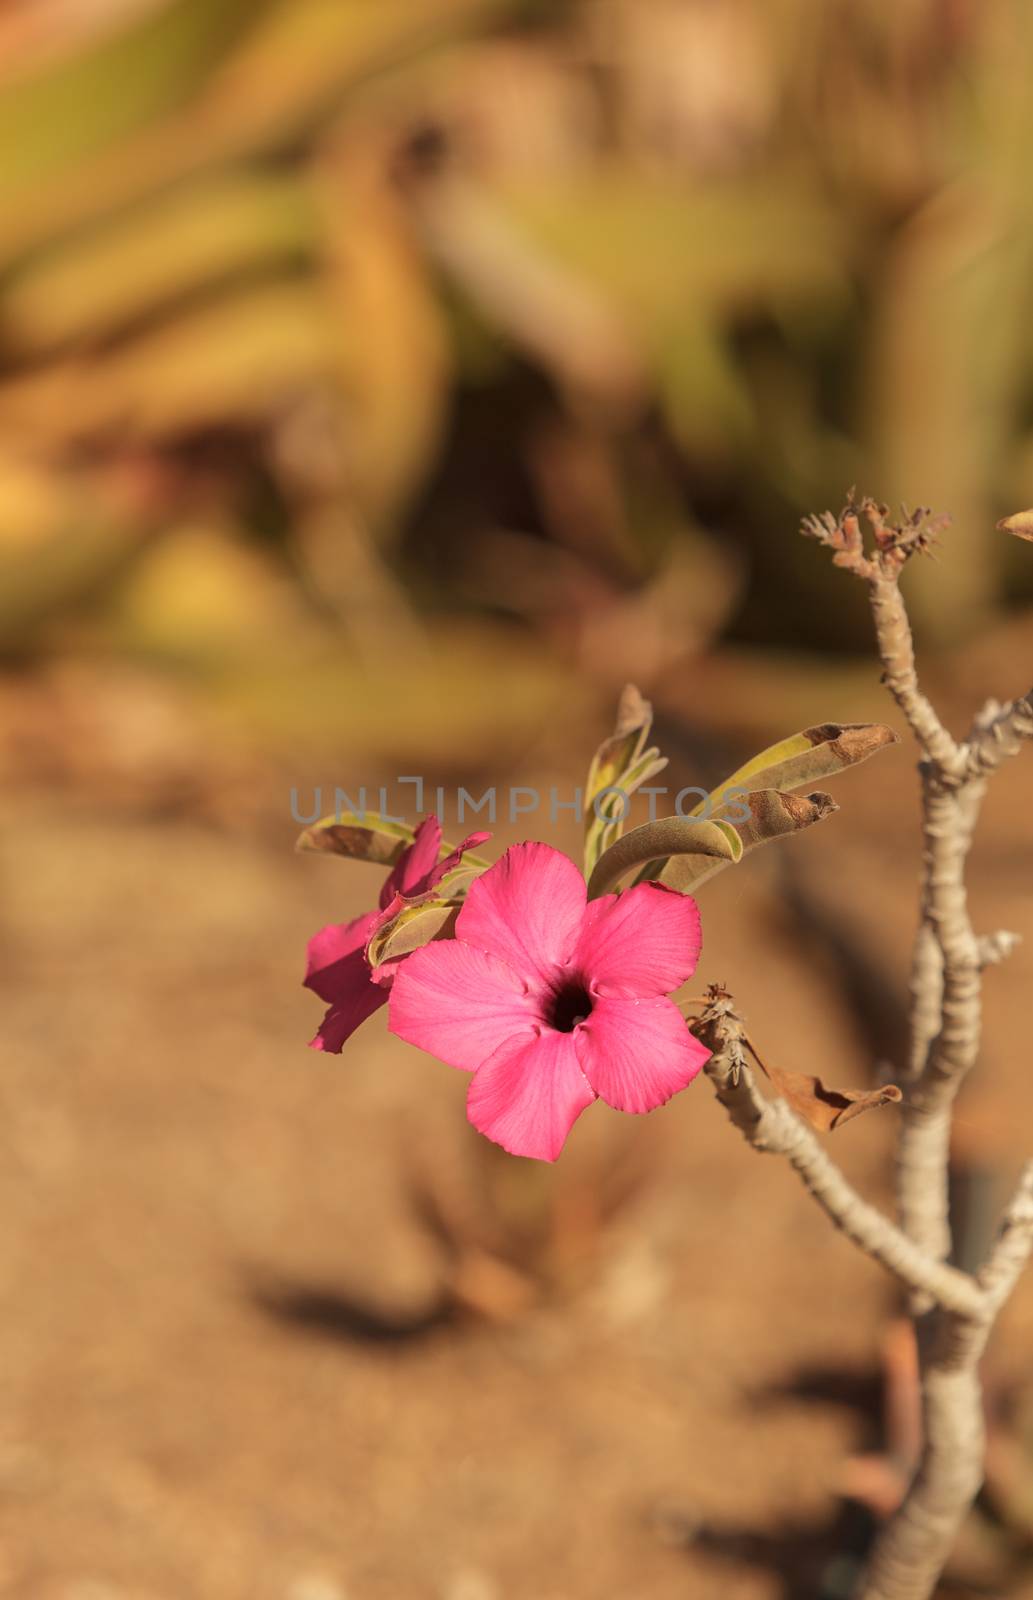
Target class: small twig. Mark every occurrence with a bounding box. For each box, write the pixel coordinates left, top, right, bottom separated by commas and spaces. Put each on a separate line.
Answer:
976, 929, 1022, 968
977, 1161, 1033, 1315
963, 691, 1033, 782
898, 767, 985, 1270
802, 497, 964, 773
692, 993, 984, 1320
869, 576, 965, 773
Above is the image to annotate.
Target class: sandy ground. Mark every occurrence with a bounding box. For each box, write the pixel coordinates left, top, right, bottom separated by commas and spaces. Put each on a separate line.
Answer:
2, 665, 1033, 1600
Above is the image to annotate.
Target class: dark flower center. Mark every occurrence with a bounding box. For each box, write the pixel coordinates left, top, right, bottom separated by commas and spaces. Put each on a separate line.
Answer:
546, 978, 593, 1033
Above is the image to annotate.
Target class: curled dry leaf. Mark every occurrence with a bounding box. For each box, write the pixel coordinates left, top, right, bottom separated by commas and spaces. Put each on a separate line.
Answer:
719, 787, 838, 840
639, 722, 896, 888
747, 1037, 903, 1131
997, 509, 1033, 542
295, 811, 414, 865
649, 787, 838, 894
702, 722, 899, 812
296, 810, 491, 872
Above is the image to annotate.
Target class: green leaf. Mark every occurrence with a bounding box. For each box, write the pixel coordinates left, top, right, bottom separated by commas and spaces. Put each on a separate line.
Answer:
87, 281, 334, 437
366, 897, 459, 970
658, 789, 838, 894
0, 0, 267, 208
0, 514, 148, 652
587, 816, 741, 899
5, 171, 315, 354
494, 173, 849, 330
0, 0, 521, 271
295, 810, 415, 865
584, 684, 668, 878
585, 746, 668, 878
698, 723, 899, 814
586, 684, 652, 797
295, 812, 493, 875
637, 722, 895, 887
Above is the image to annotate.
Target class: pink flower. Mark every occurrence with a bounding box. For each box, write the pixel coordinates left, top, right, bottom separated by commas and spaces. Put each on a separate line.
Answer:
304, 817, 488, 1053
389, 842, 710, 1161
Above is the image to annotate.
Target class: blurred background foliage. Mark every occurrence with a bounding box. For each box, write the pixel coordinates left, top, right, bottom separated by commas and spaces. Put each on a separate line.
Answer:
3, 0, 1033, 765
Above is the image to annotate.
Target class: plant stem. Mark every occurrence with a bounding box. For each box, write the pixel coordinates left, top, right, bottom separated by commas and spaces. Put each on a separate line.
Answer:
798, 496, 1033, 1600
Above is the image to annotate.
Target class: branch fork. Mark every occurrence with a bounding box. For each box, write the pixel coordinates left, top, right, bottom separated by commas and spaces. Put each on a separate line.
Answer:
701, 495, 1033, 1600
691, 990, 1014, 1326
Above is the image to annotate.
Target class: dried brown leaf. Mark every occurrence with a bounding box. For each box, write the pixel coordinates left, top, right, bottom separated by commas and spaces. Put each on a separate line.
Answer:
749, 1041, 902, 1131
295, 811, 413, 863
997, 509, 1033, 542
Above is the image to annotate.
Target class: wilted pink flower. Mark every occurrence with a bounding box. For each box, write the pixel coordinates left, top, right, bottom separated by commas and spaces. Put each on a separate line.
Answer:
304, 817, 488, 1053
389, 842, 710, 1161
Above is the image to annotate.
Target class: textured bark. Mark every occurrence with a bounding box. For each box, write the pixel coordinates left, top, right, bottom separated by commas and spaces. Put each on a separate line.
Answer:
860, 1164, 1033, 1600
858, 1334, 985, 1600
897, 771, 985, 1276
868, 577, 965, 776
695, 998, 983, 1319
860, 533, 1024, 1598
695, 993, 1033, 1600
795, 498, 1033, 1600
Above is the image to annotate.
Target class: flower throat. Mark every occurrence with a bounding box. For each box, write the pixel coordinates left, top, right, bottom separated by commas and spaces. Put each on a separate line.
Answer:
547, 978, 593, 1033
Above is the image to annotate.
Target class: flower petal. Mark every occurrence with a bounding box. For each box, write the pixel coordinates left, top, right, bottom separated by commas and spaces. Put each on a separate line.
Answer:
304, 915, 386, 1052
310, 982, 387, 1053
455, 842, 586, 985
576, 883, 702, 999
380, 816, 443, 908
427, 830, 492, 890
575, 995, 710, 1113
389, 940, 539, 1071
467, 1030, 596, 1161
304, 913, 378, 1003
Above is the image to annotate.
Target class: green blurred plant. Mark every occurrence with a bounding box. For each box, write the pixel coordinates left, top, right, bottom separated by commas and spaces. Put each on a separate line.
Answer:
2, 0, 1033, 674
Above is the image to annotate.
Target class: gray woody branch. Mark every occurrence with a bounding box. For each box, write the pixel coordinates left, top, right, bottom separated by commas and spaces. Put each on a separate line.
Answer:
691, 992, 1019, 1323
800, 495, 1033, 1600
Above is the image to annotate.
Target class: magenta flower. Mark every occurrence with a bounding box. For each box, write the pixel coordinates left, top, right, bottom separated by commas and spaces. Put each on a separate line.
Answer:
304, 817, 488, 1053
388, 842, 710, 1161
